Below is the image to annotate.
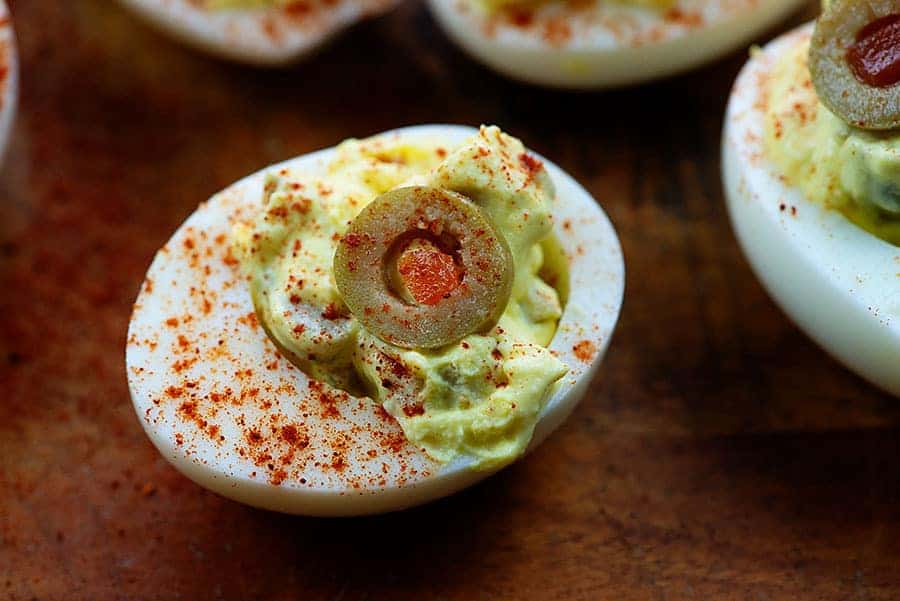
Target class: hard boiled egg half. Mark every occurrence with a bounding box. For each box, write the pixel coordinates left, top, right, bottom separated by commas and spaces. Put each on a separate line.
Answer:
427, 0, 807, 88
722, 20, 900, 398
117, 0, 399, 65
126, 124, 625, 516
0, 2, 17, 161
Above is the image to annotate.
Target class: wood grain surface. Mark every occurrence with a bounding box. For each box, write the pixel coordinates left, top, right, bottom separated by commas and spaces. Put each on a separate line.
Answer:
2, 1, 899, 599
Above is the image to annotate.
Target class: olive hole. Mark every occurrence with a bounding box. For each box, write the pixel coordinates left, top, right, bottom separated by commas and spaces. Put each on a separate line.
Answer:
383, 229, 465, 306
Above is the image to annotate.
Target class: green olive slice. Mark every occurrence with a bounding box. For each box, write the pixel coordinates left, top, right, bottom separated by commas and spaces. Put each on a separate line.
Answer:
333, 186, 513, 349
809, 0, 900, 130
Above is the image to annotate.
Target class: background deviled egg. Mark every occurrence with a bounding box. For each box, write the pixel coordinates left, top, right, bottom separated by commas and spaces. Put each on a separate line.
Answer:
126, 124, 625, 516
426, 0, 808, 88
0, 1, 16, 161
116, 0, 400, 65
722, 24, 900, 398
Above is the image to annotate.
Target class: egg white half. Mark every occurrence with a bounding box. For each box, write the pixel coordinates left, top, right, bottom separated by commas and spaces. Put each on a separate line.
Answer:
0, 2, 17, 161
722, 24, 900, 398
126, 124, 625, 516
427, 0, 806, 88
116, 0, 399, 65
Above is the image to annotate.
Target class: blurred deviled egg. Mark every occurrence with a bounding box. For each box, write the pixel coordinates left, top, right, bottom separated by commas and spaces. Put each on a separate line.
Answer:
0, 1, 17, 161
117, 0, 399, 65
427, 0, 807, 88
722, 1, 900, 397
126, 124, 624, 516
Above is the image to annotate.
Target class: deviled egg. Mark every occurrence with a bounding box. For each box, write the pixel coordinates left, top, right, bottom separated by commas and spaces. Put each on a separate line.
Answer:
116, 0, 399, 65
126, 124, 624, 516
427, 0, 807, 88
0, 2, 17, 161
722, 1, 900, 398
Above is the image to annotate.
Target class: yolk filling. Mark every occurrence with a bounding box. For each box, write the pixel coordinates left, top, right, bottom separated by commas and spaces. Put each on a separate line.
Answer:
848, 14, 900, 88
396, 239, 463, 306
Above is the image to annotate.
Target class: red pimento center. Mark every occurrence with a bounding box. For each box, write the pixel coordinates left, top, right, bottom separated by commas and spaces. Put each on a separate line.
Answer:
847, 14, 900, 88
397, 240, 463, 306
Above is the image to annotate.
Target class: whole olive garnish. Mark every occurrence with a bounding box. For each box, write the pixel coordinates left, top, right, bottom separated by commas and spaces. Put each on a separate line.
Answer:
333, 186, 513, 349
809, 0, 900, 130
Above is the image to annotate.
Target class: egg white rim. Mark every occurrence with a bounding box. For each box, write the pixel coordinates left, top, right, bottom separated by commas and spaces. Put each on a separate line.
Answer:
116, 0, 398, 66
126, 124, 625, 516
722, 23, 900, 398
427, 0, 806, 88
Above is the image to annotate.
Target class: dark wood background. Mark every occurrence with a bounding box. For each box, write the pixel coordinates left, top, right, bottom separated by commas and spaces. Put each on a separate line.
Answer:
3, 1, 900, 599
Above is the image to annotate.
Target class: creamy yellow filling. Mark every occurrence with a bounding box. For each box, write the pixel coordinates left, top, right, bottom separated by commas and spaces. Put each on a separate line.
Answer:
763, 38, 900, 246
234, 126, 568, 470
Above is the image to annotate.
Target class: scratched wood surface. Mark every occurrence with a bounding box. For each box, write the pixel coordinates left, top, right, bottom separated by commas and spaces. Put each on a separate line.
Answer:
2, 1, 900, 599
